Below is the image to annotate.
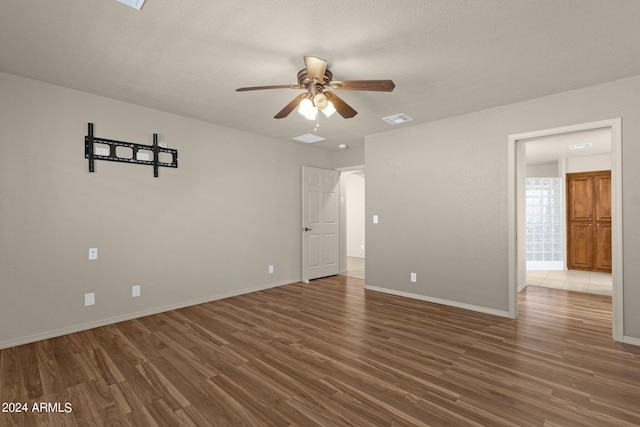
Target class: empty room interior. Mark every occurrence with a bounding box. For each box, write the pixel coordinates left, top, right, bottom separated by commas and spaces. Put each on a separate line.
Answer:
2, 1, 640, 425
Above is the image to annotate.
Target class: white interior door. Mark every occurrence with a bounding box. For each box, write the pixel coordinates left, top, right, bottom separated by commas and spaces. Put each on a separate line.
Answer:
302, 166, 340, 283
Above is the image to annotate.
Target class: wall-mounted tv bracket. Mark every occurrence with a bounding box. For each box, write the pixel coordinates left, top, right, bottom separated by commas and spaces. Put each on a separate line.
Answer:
85, 123, 178, 177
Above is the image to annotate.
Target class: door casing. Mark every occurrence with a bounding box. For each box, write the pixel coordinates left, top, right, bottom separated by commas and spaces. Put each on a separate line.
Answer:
301, 166, 340, 283
508, 118, 623, 341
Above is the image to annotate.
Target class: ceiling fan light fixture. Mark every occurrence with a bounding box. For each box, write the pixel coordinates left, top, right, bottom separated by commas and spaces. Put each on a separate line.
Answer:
304, 109, 318, 120
298, 98, 314, 116
313, 93, 329, 110
236, 56, 395, 120
322, 101, 336, 118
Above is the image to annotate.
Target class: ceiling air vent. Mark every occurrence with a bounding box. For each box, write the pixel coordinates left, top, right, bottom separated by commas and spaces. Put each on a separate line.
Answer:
293, 134, 326, 144
116, 0, 146, 10
382, 113, 412, 125
568, 143, 592, 150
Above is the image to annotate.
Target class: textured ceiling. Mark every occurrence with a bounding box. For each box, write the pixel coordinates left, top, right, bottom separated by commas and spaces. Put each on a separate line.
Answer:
1, 0, 640, 151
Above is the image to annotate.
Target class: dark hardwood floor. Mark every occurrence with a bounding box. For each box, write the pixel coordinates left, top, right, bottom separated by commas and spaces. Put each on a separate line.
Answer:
2, 276, 640, 426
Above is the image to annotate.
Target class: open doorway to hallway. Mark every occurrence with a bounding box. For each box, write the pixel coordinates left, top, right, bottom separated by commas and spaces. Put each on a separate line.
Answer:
523, 128, 612, 296
343, 170, 365, 279
508, 118, 622, 341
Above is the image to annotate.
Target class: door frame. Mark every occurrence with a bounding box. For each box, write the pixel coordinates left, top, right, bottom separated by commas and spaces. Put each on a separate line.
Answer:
301, 166, 341, 283
507, 118, 623, 341
337, 165, 365, 276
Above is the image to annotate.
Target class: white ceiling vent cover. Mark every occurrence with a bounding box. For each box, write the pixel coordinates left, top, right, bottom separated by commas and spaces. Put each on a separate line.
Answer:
116, 0, 146, 10
382, 113, 413, 125
293, 134, 326, 144
568, 142, 593, 150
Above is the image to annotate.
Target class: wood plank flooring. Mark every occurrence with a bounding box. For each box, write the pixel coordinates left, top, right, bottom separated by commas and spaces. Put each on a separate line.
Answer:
2, 276, 640, 426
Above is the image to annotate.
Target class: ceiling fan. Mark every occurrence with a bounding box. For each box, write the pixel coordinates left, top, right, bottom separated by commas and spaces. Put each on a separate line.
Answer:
236, 56, 395, 120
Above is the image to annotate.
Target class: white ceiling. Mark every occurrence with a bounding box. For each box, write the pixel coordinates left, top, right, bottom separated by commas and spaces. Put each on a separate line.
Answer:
1, 1, 640, 151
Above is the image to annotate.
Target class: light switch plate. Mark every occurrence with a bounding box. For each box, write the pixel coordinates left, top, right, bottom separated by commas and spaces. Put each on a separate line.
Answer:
410, 272, 417, 282
88, 248, 98, 260
84, 293, 95, 306
373, 215, 379, 224
132, 285, 141, 297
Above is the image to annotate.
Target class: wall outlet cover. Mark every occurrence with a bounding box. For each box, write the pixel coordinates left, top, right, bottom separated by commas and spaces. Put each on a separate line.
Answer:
132, 285, 141, 297
410, 272, 417, 282
88, 248, 98, 260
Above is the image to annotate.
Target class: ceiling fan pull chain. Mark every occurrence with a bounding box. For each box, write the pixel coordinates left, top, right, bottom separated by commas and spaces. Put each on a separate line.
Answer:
314, 114, 320, 132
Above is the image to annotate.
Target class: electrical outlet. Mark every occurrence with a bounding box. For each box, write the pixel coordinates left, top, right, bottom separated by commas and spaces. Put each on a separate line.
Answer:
268, 265, 274, 274
88, 248, 98, 260
84, 292, 95, 306
95, 147, 109, 156
410, 272, 417, 282
132, 285, 141, 297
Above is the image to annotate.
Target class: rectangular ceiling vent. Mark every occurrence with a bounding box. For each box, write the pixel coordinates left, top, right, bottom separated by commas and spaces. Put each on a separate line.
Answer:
116, 0, 146, 10
568, 142, 593, 150
382, 113, 413, 125
293, 134, 326, 144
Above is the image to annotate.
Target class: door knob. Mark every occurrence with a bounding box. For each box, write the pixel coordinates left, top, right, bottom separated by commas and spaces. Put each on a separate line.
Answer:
303, 227, 312, 231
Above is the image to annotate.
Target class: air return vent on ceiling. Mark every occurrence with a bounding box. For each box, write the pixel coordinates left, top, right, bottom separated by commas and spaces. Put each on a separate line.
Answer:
116, 0, 146, 10
382, 113, 413, 125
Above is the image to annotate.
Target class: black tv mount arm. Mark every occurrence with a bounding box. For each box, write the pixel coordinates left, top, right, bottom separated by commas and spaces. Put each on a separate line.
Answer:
84, 123, 178, 177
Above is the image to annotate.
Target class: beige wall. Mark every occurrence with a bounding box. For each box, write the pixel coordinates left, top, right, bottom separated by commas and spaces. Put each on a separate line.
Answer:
333, 146, 364, 169
0, 72, 333, 348
365, 75, 640, 340
345, 172, 365, 258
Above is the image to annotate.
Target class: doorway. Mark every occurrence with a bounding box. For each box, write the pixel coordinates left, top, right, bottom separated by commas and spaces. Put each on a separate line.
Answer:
523, 130, 612, 296
508, 118, 623, 341
339, 168, 366, 280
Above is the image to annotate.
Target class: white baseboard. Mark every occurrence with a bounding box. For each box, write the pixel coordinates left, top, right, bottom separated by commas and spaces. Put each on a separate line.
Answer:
364, 285, 511, 318
518, 282, 528, 292
621, 335, 640, 347
0, 279, 295, 350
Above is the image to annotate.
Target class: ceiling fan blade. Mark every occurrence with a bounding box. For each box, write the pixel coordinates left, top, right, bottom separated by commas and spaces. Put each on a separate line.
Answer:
304, 56, 328, 83
236, 84, 303, 92
331, 80, 395, 92
274, 93, 308, 119
325, 92, 357, 119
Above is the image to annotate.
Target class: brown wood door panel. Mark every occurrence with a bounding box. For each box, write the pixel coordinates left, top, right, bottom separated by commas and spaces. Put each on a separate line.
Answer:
567, 176, 593, 221
566, 170, 611, 273
594, 222, 612, 272
595, 174, 612, 221
567, 222, 594, 270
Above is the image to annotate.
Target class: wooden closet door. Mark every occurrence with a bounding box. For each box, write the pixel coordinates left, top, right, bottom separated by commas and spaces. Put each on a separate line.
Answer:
566, 170, 611, 273
595, 174, 611, 222
568, 222, 594, 269
594, 222, 612, 271
567, 175, 593, 222
594, 172, 612, 271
